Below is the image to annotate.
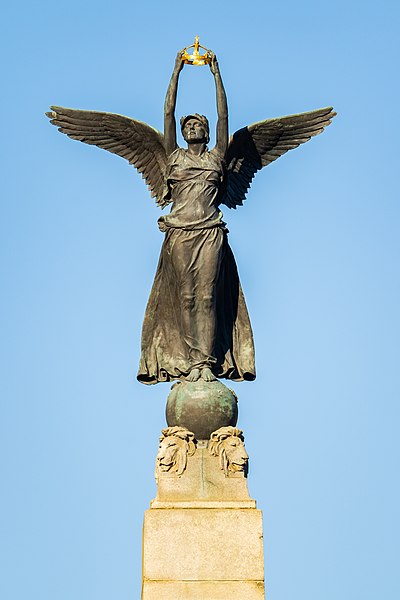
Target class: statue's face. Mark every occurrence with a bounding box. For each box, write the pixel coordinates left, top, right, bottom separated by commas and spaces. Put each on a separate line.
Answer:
182, 118, 207, 143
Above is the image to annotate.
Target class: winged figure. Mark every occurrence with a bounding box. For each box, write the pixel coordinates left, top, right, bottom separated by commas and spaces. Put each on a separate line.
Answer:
47, 50, 336, 385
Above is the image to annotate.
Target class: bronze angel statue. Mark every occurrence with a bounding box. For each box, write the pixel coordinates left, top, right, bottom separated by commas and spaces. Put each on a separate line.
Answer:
47, 45, 335, 385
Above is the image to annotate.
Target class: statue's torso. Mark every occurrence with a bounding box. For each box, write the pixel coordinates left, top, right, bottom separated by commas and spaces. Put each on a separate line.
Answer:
161, 148, 225, 230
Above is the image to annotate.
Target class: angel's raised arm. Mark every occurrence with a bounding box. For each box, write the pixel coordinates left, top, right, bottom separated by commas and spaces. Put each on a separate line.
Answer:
164, 51, 184, 156
209, 53, 228, 157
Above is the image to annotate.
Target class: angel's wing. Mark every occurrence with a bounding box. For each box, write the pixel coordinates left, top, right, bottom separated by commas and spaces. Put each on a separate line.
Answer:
46, 106, 169, 207
222, 107, 336, 209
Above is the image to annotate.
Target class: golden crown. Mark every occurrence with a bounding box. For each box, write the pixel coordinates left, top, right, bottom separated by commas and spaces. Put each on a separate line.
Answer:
182, 36, 211, 66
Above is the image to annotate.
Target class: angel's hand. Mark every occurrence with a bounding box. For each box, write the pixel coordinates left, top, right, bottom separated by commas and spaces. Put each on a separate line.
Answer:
174, 50, 185, 74
208, 52, 219, 75
158, 217, 167, 232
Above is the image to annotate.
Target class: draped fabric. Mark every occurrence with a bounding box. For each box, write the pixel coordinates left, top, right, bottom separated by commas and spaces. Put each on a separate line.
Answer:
137, 228, 255, 384
137, 147, 256, 384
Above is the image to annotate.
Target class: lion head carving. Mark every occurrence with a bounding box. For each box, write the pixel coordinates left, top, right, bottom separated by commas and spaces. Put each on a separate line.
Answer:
155, 426, 196, 477
209, 426, 249, 477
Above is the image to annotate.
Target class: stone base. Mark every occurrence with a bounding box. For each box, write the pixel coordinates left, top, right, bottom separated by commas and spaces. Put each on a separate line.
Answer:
154, 442, 254, 505
142, 581, 265, 600
142, 507, 265, 599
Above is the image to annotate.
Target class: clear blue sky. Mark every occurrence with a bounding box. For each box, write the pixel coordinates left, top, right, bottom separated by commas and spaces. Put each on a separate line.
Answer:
1, 1, 399, 599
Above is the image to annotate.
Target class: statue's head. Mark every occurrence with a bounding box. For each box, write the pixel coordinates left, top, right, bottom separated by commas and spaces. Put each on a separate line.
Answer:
180, 114, 210, 144
209, 426, 249, 477
155, 426, 196, 477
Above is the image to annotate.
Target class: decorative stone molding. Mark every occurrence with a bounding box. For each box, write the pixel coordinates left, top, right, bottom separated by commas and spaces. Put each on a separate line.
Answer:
209, 426, 249, 477
155, 427, 196, 477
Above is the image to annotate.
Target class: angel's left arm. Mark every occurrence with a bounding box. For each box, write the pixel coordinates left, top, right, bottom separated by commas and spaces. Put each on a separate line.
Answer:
210, 54, 228, 156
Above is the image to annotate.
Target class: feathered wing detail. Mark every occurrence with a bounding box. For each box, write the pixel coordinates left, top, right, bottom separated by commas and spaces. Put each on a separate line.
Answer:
46, 106, 169, 207
222, 107, 336, 209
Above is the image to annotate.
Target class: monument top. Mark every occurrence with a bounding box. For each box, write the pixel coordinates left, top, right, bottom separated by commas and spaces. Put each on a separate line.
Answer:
46, 41, 335, 387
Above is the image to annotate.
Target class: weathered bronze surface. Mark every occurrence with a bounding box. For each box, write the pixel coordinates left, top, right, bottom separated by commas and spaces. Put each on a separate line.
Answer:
46, 45, 335, 386
166, 380, 238, 441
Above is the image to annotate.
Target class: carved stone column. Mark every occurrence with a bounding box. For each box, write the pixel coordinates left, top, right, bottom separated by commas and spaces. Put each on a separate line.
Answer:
141, 383, 265, 599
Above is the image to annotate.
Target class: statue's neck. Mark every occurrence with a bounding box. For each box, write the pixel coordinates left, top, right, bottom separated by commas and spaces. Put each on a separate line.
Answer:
186, 142, 207, 156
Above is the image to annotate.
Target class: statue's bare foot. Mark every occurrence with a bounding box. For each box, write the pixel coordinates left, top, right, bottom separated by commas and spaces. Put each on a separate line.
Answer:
201, 367, 216, 382
186, 368, 200, 382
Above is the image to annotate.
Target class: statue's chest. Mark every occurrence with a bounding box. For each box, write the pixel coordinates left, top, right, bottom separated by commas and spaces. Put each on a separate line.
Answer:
169, 151, 222, 185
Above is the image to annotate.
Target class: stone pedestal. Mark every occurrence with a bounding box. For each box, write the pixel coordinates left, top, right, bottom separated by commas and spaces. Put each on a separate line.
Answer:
141, 433, 265, 599
142, 507, 264, 599
142, 580, 265, 600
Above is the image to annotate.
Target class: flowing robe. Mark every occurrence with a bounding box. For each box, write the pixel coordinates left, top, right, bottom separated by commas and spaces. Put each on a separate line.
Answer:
137, 147, 255, 384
